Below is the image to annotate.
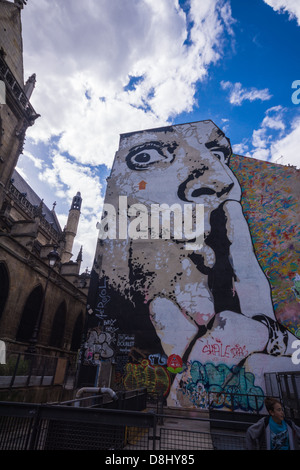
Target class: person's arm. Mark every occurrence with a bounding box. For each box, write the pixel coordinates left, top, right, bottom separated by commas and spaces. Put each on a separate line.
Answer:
291, 421, 300, 449
246, 428, 258, 450
245, 419, 265, 450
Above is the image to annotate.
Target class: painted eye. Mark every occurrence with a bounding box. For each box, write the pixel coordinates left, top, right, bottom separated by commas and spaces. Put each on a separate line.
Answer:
128, 149, 164, 169
213, 150, 226, 162
135, 152, 151, 163
126, 142, 175, 171
205, 140, 231, 165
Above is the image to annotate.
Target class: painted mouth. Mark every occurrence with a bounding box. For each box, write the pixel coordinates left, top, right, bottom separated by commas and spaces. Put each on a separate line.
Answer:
191, 187, 215, 197
181, 182, 234, 201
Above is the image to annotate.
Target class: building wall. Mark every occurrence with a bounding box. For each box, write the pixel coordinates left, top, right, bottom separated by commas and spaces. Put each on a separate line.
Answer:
0, 1, 24, 86
0, 95, 23, 193
0, 1, 39, 208
83, 120, 299, 410
0, 234, 86, 357
230, 155, 300, 335
0, 2, 88, 369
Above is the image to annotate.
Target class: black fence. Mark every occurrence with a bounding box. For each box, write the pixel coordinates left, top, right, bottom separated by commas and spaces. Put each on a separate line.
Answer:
265, 371, 300, 422
57, 387, 148, 411
0, 401, 157, 450
0, 398, 263, 451
0, 351, 76, 389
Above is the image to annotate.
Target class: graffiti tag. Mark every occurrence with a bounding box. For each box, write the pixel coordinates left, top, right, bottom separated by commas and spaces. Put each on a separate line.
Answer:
94, 278, 110, 319
202, 338, 248, 359
181, 360, 264, 412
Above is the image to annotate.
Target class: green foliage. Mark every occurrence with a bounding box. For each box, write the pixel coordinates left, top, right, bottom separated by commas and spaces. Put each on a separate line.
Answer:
0, 355, 29, 376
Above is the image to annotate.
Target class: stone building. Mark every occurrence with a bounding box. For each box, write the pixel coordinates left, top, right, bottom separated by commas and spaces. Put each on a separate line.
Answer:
0, 0, 88, 366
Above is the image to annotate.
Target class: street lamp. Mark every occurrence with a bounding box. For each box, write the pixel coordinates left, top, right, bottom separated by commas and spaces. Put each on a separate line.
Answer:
26, 247, 61, 354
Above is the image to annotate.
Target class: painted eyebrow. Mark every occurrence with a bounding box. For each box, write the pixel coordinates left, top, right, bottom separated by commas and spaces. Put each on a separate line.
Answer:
128, 140, 178, 154
128, 141, 164, 155
205, 140, 231, 161
125, 140, 178, 170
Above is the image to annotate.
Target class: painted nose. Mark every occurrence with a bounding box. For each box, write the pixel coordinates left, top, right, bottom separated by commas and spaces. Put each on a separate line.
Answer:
177, 168, 234, 203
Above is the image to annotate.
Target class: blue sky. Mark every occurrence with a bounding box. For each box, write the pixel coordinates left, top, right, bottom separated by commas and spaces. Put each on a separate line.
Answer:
174, 0, 300, 154
16, 0, 300, 270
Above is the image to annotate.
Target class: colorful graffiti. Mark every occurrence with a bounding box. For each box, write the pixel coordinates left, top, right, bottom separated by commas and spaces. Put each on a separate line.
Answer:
180, 360, 265, 411
167, 354, 183, 373
123, 359, 171, 396
292, 273, 300, 303
230, 156, 300, 336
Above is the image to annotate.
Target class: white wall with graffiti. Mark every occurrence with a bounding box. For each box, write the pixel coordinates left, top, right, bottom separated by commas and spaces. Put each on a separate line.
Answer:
82, 120, 300, 412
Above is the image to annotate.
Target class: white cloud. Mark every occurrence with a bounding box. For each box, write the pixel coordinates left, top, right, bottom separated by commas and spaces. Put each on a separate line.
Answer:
37, 152, 105, 267
220, 81, 272, 106
19, 0, 236, 270
260, 105, 286, 131
263, 0, 300, 26
22, 150, 44, 170
270, 116, 300, 167
252, 128, 269, 149
251, 147, 271, 161
39, 153, 104, 213
22, 0, 235, 166
234, 105, 300, 169
249, 106, 285, 161
232, 141, 249, 155
261, 115, 286, 130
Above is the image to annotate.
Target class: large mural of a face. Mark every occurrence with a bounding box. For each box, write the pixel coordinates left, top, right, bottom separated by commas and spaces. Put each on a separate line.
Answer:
85, 120, 298, 410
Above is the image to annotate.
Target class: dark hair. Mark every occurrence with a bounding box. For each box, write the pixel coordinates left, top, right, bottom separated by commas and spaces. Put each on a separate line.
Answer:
265, 397, 281, 412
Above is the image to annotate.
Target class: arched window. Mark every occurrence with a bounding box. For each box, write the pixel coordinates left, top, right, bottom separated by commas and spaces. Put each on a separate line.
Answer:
16, 285, 43, 342
71, 311, 84, 351
49, 301, 66, 348
0, 262, 9, 321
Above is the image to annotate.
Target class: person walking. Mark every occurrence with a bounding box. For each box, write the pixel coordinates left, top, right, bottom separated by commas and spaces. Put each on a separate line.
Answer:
246, 397, 300, 450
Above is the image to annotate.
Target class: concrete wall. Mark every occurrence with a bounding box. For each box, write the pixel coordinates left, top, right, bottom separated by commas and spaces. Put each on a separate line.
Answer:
84, 120, 300, 411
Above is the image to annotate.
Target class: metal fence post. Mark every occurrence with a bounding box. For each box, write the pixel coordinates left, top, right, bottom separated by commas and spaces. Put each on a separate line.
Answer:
152, 411, 157, 451
27, 404, 42, 450
26, 354, 34, 387
9, 353, 20, 388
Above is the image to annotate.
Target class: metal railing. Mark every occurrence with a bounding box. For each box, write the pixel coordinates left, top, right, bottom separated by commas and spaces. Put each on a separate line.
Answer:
56, 387, 148, 411
0, 398, 262, 451
0, 401, 157, 450
265, 371, 300, 421
0, 351, 74, 389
